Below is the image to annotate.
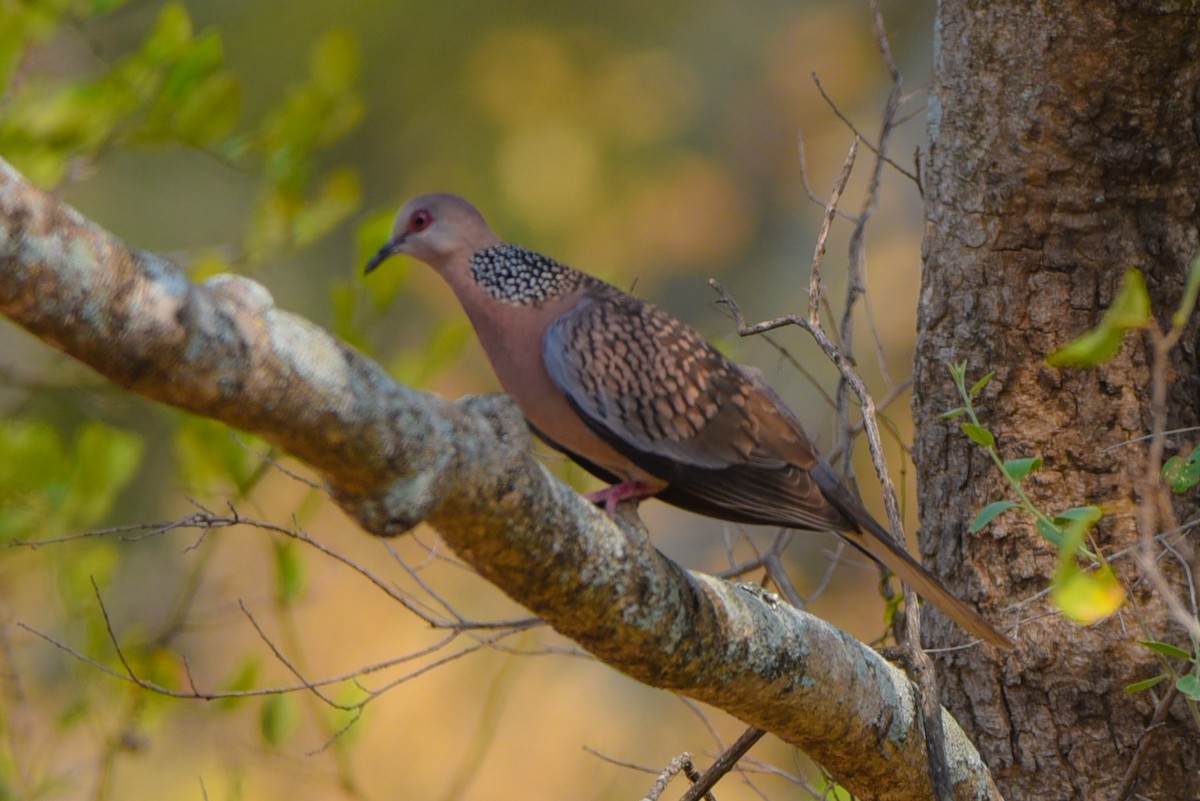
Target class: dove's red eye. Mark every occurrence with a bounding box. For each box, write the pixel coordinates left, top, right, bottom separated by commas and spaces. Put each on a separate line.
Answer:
409, 209, 433, 232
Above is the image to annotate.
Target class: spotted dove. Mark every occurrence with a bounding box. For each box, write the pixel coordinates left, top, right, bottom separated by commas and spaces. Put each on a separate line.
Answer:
366, 193, 1011, 649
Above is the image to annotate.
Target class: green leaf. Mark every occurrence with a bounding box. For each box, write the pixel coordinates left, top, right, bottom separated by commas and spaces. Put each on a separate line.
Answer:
218, 657, 261, 710
137, 647, 184, 692
142, 3, 193, 64
1046, 269, 1151, 367
1050, 507, 1121, 622
293, 487, 325, 528
315, 92, 365, 147
246, 187, 297, 258
0, 419, 65, 494
0, 420, 65, 541
940, 407, 966, 420
970, 501, 1019, 533
273, 540, 305, 606
1003, 456, 1042, 482
0, 81, 127, 184
1045, 326, 1127, 369
1051, 563, 1125, 624
170, 71, 240, 144
260, 694, 298, 747
187, 250, 234, 282
1106, 269, 1153, 328
59, 543, 120, 614
311, 29, 360, 94
260, 92, 322, 174
357, 206, 398, 265
1177, 673, 1200, 701
960, 422, 995, 448
64, 423, 144, 528
0, 9, 33, 91
330, 282, 366, 349
292, 167, 361, 246
162, 32, 225, 98
968, 371, 995, 399
1123, 675, 1168, 695
818, 781, 855, 801
390, 319, 472, 386
1035, 517, 1064, 547
1137, 640, 1193, 660
1054, 506, 1103, 525
1172, 252, 1200, 331
173, 416, 257, 495
323, 683, 370, 748
1162, 446, 1200, 494
0, 420, 142, 540
259, 34, 363, 162
1054, 506, 1104, 559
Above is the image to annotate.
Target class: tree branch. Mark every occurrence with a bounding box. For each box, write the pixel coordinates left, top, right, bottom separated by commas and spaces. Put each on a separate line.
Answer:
0, 158, 1001, 801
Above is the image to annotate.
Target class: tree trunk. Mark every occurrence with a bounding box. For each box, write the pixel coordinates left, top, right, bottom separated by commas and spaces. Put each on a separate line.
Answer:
915, 1, 1200, 799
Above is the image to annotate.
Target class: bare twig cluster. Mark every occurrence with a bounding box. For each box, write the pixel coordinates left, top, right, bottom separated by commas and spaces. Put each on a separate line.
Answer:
11, 505, 548, 750
694, 4, 960, 800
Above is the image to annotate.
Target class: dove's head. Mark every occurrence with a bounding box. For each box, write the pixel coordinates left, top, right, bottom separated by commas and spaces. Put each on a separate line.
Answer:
365, 193, 499, 275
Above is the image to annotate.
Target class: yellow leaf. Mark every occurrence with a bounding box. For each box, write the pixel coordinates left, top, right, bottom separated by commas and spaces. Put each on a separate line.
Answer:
1052, 564, 1125, 624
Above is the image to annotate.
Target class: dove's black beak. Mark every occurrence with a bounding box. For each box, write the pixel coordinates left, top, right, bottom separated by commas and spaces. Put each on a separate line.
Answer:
364, 238, 402, 275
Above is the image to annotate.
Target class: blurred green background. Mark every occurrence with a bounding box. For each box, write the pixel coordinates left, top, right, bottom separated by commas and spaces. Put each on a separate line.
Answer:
0, 1, 933, 799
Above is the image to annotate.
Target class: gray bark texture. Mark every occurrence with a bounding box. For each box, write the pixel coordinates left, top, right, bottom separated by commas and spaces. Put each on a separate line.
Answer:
916, 2, 1200, 800
0, 159, 1002, 801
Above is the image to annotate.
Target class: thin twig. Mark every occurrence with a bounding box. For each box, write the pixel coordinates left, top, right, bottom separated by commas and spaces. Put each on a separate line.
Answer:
809, 137, 859, 324
805, 540, 848, 606
811, 74, 918, 184
764, 549, 806, 608
240, 601, 342, 707
641, 754, 700, 801
5, 514, 214, 548
679, 727, 767, 801
232, 432, 324, 489
582, 745, 660, 775
92, 578, 138, 681
1136, 326, 1200, 642
1100, 425, 1200, 453
797, 134, 859, 223
825, 378, 914, 464
706, 282, 963, 798
1113, 683, 1180, 801
708, 306, 839, 410
18, 612, 532, 707
708, 288, 905, 536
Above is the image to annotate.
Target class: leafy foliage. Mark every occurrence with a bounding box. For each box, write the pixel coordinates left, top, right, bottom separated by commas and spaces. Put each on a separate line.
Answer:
247, 28, 364, 259
954, 257, 1200, 645
0, 418, 142, 542
947, 362, 1124, 623
0, 2, 363, 268
0, 2, 240, 185
1126, 640, 1200, 704
0, 4, 371, 793
1162, 445, 1200, 494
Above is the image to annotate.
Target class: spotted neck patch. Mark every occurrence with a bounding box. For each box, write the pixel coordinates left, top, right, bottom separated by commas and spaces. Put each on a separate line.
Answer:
470, 244, 590, 305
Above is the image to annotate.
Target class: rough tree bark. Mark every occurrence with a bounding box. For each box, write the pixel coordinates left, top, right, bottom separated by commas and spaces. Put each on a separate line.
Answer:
915, 2, 1200, 800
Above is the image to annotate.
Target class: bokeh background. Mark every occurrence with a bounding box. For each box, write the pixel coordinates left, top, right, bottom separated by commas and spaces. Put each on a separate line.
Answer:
1, 1, 936, 798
